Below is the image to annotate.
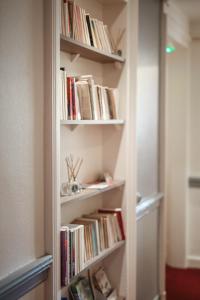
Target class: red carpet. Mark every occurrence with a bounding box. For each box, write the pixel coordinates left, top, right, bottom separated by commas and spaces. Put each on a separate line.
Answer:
166, 265, 200, 300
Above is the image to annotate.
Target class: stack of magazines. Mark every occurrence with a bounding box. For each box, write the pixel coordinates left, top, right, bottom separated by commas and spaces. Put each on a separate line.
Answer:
60, 0, 116, 54
60, 70, 119, 121
68, 268, 124, 300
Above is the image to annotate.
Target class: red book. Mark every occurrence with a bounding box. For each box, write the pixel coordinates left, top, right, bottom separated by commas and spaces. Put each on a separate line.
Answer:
60, 228, 68, 286
67, 77, 73, 120
71, 77, 77, 120
98, 208, 125, 240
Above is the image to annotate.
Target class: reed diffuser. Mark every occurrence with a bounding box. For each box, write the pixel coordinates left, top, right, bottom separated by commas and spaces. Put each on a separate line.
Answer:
65, 154, 83, 195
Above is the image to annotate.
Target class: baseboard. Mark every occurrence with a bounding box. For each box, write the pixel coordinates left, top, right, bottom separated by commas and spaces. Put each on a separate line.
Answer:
187, 255, 200, 268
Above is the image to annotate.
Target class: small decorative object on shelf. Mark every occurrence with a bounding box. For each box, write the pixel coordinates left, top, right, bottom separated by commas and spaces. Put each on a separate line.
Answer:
61, 154, 83, 196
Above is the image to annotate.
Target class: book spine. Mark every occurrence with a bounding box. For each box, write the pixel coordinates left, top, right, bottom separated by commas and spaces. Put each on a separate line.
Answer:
68, 0, 74, 38
85, 14, 94, 46
116, 212, 126, 240
67, 77, 73, 120
60, 230, 66, 286
71, 77, 77, 120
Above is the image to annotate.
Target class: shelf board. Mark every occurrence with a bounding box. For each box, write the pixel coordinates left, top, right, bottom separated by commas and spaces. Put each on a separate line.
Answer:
60, 119, 125, 126
61, 180, 125, 205
98, 0, 127, 3
62, 241, 125, 289
60, 35, 125, 64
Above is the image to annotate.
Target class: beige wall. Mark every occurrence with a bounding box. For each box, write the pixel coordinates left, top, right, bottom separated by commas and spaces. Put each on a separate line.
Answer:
166, 42, 189, 268
187, 39, 200, 266
166, 35, 200, 268
0, 0, 45, 288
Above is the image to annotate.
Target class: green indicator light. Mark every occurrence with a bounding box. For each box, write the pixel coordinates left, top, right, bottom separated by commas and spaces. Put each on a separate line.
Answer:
166, 45, 176, 53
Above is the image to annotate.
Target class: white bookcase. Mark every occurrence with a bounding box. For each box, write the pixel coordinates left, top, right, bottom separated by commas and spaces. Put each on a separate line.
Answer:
44, 0, 138, 299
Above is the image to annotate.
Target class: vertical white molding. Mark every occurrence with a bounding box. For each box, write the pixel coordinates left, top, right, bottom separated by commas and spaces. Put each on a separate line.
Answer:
44, 0, 60, 298
126, 0, 138, 299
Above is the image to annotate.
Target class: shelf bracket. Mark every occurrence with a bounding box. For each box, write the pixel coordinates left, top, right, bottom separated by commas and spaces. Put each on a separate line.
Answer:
71, 53, 80, 63
114, 61, 123, 70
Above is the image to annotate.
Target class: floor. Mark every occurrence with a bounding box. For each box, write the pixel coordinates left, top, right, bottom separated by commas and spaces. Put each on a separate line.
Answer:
166, 265, 200, 300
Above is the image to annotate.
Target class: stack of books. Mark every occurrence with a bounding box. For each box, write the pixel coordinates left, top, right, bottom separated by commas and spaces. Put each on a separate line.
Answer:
61, 208, 125, 286
60, 0, 116, 54
60, 71, 119, 121
61, 224, 85, 286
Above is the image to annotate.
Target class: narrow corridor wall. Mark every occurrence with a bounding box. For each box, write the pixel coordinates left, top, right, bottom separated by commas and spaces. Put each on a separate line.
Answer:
0, 0, 45, 294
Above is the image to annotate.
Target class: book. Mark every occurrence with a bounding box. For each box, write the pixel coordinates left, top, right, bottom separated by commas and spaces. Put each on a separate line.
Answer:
98, 208, 125, 240
107, 88, 118, 119
85, 14, 94, 46
61, 226, 69, 286
69, 276, 94, 300
60, 224, 85, 285
64, 0, 70, 37
76, 81, 93, 120
60, 0, 116, 55
60, 73, 118, 121
93, 267, 113, 297
97, 86, 110, 120
60, 68, 68, 120
73, 218, 98, 260
84, 214, 106, 251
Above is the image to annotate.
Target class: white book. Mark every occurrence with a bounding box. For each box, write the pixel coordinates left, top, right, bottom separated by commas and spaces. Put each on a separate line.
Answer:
88, 78, 99, 120
80, 8, 87, 44
102, 87, 111, 120
60, 70, 64, 120
82, 9, 90, 45
102, 24, 112, 53
96, 20, 108, 51
113, 213, 122, 241
64, 0, 69, 37
63, 70, 68, 120
97, 86, 105, 120
107, 88, 119, 119
74, 83, 81, 120
79, 225, 85, 271
104, 25, 115, 53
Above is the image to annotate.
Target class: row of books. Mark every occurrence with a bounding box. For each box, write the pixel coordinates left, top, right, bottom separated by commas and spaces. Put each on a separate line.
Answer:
60, 70, 119, 121
61, 208, 125, 286
60, 0, 116, 54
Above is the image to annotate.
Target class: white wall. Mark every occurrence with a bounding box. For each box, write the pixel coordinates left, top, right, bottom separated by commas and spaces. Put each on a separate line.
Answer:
166, 42, 189, 268
0, 0, 45, 293
166, 20, 200, 268
187, 36, 200, 267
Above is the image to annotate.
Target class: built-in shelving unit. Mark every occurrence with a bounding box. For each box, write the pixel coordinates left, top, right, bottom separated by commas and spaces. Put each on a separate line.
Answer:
48, 0, 138, 298
61, 180, 125, 205
60, 35, 125, 64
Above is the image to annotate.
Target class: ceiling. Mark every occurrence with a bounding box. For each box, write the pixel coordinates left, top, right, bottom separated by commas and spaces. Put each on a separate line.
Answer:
175, 0, 200, 22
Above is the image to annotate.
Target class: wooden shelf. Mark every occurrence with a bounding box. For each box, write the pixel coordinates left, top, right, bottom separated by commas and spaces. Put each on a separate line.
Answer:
60, 119, 125, 126
98, 0, 127, 3
61, 180, 125, 205
60, 35, 125, 64
62, 241, 125, 289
